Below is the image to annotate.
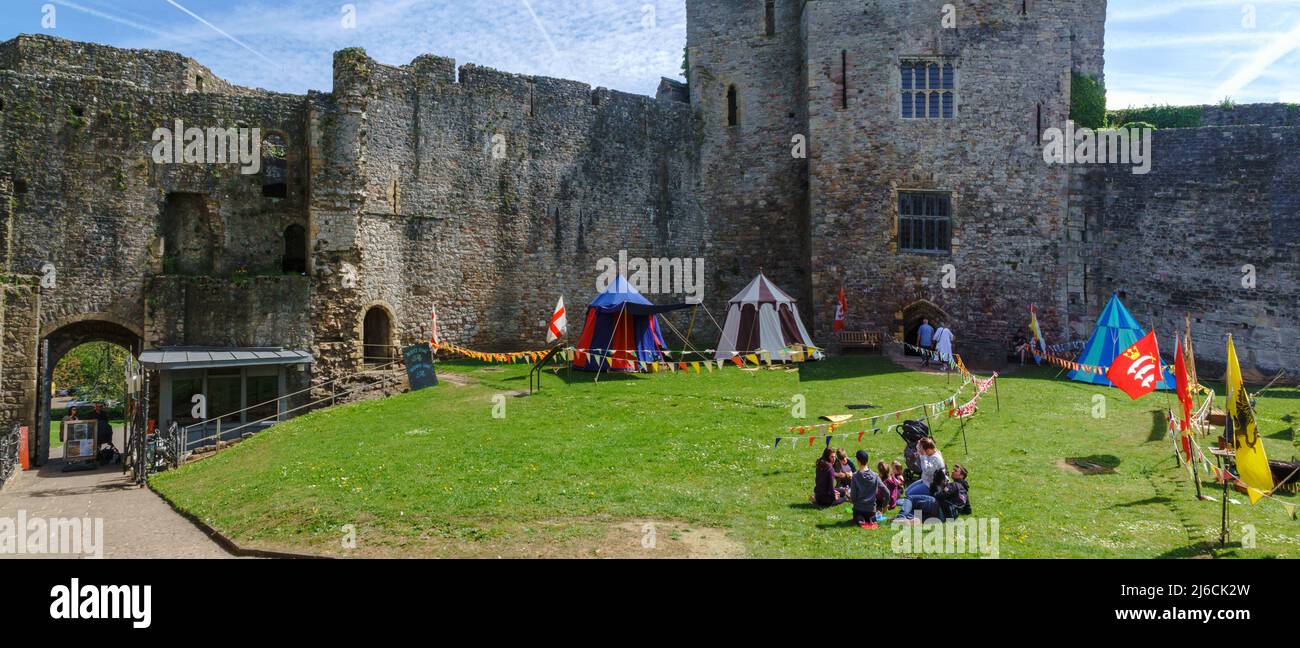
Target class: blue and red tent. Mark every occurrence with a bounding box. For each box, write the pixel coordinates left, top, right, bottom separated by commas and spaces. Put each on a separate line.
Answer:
1068, 293, 1175, 390
572, 277, 692, 372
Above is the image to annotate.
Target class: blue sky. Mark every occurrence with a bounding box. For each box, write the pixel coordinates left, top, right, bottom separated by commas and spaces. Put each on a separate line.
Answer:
1, 1, 1298, 107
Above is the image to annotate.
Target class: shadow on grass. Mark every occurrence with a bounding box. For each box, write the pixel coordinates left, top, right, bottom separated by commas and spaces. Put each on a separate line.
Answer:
1062, 455, 1122, 475
816, 519, 862, 530
798, 355, 915, 383
1148, 410, 1169, 442
1265, 426, 1295, 442
1112, 496, 1173, 508
1154, 541, 1245, 559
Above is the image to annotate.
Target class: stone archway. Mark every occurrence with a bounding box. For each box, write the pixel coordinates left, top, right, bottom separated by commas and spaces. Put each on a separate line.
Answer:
897, 299, 948, 356
42, 315, 144, 369
36, 315, 144, 465
357, 301, 397, 365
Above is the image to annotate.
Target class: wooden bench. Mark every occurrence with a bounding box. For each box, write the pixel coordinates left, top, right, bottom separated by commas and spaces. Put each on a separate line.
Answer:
838, 331, 881, 353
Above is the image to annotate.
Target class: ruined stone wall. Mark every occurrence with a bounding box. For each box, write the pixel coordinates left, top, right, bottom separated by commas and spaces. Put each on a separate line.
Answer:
0, 35, 246, 96
1073, 125, 1300, 380
147, 275, 313, 349
308, 49, 705, 380
0, 37, 311, 352
0, 278, 40, 436
1201, 103, 1300, 128
802, 0, 1086, 362
687, 0, 810, 321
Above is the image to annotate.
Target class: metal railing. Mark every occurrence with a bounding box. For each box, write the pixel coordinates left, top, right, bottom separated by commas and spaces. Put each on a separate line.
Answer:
180, 357, 406, 454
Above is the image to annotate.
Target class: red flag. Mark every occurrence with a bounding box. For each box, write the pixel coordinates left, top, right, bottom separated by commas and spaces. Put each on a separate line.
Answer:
1106, 332, 1162, 400
1174, 338, 1195, 460
833, 287, 847, 332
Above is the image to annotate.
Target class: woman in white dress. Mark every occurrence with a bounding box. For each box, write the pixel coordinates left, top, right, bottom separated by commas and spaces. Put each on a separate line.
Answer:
934, 323, 955, 366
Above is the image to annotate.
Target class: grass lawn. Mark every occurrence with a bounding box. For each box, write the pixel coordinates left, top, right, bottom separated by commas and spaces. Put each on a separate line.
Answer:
150, 356, 1300, 558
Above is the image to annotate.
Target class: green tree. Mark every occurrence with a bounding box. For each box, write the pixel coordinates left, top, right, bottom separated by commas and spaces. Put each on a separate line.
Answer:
53, 342, 127, 404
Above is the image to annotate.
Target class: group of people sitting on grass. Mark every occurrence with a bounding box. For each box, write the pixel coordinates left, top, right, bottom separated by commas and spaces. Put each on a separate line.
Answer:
813, 436, 971, 529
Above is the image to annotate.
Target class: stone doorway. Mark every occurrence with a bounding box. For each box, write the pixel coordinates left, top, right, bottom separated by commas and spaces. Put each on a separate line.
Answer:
898, 300, 948, 356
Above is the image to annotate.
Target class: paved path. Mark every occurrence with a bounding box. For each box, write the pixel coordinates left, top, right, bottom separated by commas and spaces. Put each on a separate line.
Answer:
0, 426, 232, 559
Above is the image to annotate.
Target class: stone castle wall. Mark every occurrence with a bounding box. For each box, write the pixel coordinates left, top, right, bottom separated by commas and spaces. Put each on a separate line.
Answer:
307, 49, 706, 380
0, 35, 309, 354
1072, 125, 1300, 380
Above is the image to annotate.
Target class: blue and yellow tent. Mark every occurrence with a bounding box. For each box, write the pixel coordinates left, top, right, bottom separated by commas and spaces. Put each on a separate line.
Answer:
1068, 294, 1174, 389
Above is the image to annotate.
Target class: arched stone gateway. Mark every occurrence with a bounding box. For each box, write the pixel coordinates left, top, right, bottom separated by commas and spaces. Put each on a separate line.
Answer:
896, 300, 948, 356
41, 316, 144, 368
35, 316, 144, 466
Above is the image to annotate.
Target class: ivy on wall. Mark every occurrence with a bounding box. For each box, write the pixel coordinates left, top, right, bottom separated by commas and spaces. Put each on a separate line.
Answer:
1070, 72, 1107, 130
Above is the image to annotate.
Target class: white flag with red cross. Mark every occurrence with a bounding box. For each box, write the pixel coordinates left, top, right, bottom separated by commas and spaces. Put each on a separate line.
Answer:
547, 297, 567, 343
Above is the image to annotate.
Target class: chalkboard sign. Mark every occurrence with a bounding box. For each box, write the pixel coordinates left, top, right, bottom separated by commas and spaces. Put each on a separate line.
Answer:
402, 343, 438, 392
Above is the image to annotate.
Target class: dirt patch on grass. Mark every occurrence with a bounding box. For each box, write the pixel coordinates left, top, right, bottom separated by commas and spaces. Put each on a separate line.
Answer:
605, 520, 745, 559
437, 372, 478, 387
234, 518, 745, 559
1057, 458, 1116, 475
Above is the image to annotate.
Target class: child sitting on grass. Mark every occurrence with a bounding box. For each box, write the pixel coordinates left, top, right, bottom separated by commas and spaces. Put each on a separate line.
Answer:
833, 448, 856, 488
878, 460, 901, 510
848, 450, 884, 529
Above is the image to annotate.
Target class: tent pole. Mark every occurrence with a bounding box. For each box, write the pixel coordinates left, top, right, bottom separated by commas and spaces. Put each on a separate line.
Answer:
681, 305, 698, 361
594, 304, 626, 385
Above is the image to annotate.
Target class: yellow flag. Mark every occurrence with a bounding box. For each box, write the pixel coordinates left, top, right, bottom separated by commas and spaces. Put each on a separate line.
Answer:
692, 362, 701, 374
746, 354, 760, 366
1226, 336, 1273, 504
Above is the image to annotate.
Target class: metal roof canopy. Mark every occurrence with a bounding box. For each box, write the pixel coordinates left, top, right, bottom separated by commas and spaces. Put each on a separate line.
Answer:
139, 347, 314, 371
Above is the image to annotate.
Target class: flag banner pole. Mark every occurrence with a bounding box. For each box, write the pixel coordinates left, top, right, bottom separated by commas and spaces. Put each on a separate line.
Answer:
959, 413, 969, 455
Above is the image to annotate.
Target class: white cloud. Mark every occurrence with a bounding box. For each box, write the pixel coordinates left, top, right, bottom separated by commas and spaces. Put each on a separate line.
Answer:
1213, 19, 1300, 99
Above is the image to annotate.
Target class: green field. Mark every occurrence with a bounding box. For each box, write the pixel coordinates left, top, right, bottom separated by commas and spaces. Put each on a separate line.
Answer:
150, 356, 1300, 558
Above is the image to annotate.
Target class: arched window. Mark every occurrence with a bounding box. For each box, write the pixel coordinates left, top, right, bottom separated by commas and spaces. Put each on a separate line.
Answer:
362, 306, 395, 364
282, 224, 306, 274
262, 133, 288, 199
727, 85, 739, 127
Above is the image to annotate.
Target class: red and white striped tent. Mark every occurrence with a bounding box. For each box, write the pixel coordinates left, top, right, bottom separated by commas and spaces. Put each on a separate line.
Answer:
715, 274, 822, 362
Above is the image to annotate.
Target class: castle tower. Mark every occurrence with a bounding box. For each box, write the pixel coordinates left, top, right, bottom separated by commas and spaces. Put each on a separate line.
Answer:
687, 0, 811, 319
792, 0, 1105, 359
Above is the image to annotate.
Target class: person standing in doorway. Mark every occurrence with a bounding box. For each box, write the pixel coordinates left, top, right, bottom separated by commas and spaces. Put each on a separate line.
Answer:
917, 319, 935, 367
93, 403, 113, 450
934, 322, 955, 370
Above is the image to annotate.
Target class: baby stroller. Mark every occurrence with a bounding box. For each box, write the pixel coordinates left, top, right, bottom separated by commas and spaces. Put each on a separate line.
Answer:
897, 419, 930, 483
